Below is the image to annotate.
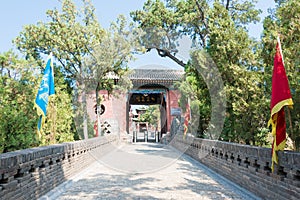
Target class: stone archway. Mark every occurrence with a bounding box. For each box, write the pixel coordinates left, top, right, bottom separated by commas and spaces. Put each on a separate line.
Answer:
86, 66, 184, 139
127, 84, 168, 138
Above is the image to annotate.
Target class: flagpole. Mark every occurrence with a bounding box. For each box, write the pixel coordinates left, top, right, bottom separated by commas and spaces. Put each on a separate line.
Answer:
34, 52, 55, 139
269, 34, 294, 172
96, 82, 101, 137
277, 35, 295, 150
287, 108, 295, 150
277, 35, 284, 65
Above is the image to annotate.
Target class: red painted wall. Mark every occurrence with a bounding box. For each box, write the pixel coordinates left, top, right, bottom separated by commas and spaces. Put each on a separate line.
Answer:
86, 89, 181, 135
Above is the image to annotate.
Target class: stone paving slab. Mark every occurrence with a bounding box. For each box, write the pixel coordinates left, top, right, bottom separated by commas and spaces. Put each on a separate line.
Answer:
40, 143, 261, 200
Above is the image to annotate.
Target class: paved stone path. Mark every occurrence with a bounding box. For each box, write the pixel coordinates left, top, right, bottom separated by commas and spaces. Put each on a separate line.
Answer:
40, 143, 260, 200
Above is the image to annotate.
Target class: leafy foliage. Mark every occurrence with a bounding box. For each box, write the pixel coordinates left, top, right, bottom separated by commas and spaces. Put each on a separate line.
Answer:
41, 66, 74, 145
14, 0, 138, 140
262, 0, 300, 150
82, 15, 137, 95
0, 51, 39, 153
139, 105, 160, 126
132, 0, 271, 145
0, 52, 74, 153
14, 0, 105, 79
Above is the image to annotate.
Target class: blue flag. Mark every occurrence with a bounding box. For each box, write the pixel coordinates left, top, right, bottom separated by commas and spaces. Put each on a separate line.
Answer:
34, 53, 55, 136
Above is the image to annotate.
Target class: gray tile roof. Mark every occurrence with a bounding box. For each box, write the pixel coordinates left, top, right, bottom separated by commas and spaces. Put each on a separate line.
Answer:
129, 68, 184, 81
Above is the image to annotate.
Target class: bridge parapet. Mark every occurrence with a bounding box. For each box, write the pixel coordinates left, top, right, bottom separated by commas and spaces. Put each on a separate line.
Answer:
0, 135, 119, 200
171, 135, 300, 200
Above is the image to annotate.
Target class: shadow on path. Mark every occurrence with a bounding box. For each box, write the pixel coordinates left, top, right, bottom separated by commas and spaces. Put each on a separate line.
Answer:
41, 143, 260, 200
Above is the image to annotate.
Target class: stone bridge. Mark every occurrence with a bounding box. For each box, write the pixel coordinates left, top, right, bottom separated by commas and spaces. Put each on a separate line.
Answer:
0, 134, 299, 200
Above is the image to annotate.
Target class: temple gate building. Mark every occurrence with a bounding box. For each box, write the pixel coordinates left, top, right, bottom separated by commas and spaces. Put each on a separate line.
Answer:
86, 65, 184, 141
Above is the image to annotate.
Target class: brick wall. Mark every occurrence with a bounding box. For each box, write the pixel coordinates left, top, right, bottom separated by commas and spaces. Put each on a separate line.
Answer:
0, 135, 119, 200
170, 135, 300, 200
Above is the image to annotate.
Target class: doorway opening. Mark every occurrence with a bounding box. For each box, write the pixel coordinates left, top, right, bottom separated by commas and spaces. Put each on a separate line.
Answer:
127, 85, 167, 142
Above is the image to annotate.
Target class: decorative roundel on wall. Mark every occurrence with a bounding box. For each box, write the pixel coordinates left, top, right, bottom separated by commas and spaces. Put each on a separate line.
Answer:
94, 104, 105, 115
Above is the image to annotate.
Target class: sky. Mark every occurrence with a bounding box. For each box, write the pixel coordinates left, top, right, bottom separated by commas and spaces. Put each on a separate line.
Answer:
0, 0, 276, 69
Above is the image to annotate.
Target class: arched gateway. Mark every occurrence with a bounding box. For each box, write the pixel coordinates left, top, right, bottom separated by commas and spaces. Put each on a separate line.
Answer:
86, 66, 184, 141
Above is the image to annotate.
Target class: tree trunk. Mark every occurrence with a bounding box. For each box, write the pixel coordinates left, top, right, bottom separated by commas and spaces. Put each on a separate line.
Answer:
81, 82, 89, 140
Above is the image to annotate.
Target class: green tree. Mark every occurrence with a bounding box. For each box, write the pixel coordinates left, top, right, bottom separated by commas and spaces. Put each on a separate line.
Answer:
14, 0, 104, 78
139, 105, 160, 126
82, 15, 136, 98
14, 0, 138, 139
206, 2, 268, 144
41, 65, 75, 145
262, 0, 300, 150
0, 51, 76, 153
14, 0, 105, 139
0, 51, 38, 153
132, 0, 269, 144
176, 68, 210, 137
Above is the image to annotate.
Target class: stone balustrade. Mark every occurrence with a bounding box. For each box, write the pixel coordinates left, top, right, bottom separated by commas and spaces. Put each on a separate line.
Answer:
2, 133, 299, 200
0, 135, 119, 200
170, 135, 300, 200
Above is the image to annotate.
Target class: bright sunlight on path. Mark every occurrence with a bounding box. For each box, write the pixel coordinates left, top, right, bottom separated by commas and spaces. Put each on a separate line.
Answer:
40, 143, 260, 200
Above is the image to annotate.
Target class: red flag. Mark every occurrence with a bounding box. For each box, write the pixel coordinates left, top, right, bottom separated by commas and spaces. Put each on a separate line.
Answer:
183, 99, 191, 138
268, 37, 293, 172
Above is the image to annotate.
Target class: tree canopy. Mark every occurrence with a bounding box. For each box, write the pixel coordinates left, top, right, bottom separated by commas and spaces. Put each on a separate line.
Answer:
14, 0, 104, 79
1, 0, 139, 152
131, 0, 271, 145
0, 51, 74, 153
130, 0, 299, 149
262, 0, 300, 150
14, 0, 138, 140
